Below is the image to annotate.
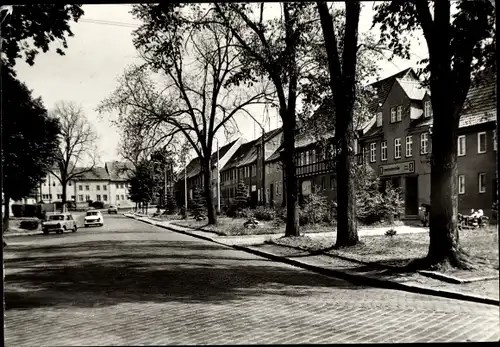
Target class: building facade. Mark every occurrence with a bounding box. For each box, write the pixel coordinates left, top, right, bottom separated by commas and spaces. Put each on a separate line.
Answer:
38, 162, 135, 208
357, 69, 497, 218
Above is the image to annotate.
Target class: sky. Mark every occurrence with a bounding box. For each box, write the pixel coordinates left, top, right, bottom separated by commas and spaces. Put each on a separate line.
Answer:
13, 3, 427, 166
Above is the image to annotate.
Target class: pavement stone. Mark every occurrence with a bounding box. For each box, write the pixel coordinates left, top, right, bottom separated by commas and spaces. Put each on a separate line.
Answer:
128, 214, 500, 306
4, 214, 499, 345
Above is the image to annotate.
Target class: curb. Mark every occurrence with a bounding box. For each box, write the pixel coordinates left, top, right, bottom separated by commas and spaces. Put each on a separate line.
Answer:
125, 214, 500, 307
4, 231, 43, 237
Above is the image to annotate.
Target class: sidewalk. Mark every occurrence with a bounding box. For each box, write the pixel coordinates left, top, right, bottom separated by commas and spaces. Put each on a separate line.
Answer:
124, 213, 499, 306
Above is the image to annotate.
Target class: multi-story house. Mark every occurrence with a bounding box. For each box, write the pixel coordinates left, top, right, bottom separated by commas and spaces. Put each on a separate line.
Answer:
105, 161, 135, 207
38, 168, 78, 203
73, 168, 111, 205
220, 139, 259, 207
357, 68, 497, 218
175, 138, 242, 207
219, 128, 283, 208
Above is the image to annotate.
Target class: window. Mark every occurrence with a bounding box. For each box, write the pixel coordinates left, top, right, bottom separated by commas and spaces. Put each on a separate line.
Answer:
53, 182, 56, 187
85, 195, 90, 201
103, 185, 107, 191
116, 195, 120, 201
276, 182, 279, 194
96, 185, 100, 191
376, 112, 383, 127
370, 142, 376, 163
477, 132, 487, 153
424, 100, 432, 118
397, 106, 402, 122
103, 195, 107, 201
57, 194, 62, 199
71, 195, 75, 201
121, 195, 125, 200
457, 135, 466, 156
85, 185, 90, 191
79, 185, 83, 191
405, 136, 412, 157
96, 194, 101, 201
390, 108, 396, 123
458, 175, 465, 195
394, 138, 401, 159
69, 181, 72, 186
381, 141, 387, 161
311, 149, 316, 163
420, 133, 429, 154
79, 195, 84, 202
478, 173, 486, 193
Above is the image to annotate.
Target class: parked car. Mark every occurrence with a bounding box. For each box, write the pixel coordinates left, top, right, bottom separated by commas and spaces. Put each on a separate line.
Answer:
42, 213, 78, 234
84, 210, 104, 227
107, 205, 118, 214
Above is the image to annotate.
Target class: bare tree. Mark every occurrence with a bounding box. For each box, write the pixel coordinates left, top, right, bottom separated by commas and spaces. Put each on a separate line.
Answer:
49, 101, 99, 210
98, 11, 273, 224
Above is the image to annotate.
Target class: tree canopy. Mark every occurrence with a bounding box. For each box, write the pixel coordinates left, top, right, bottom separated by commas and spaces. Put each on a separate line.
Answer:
2, 68, 61, 214
0, 4, 84, 68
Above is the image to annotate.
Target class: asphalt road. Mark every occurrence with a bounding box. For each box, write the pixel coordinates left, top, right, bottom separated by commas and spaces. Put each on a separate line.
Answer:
4, 214, 499, 345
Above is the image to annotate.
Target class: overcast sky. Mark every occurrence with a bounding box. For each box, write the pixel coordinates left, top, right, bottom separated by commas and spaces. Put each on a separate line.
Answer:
14, 3, 427, 165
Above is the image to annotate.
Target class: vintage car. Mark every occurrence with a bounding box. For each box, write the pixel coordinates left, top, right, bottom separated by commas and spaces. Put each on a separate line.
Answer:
42, 213, 78, 234
107, 205, 118, 214
84, 210, 104, 227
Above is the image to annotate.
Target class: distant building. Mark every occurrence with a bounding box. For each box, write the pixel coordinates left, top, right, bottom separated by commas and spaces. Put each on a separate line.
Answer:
37, 161, 135, 208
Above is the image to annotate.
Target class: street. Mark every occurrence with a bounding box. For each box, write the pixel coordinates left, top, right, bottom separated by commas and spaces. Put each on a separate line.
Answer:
4, 214, 499, 345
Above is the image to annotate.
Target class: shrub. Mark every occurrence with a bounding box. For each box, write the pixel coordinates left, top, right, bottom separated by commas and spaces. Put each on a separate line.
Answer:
190, 187, 206, 220
253, 206, 276, 221
11, 204, 24, 217
354, 163, 404, 225
299, 192, 336, 226
24, 204, 37, 217
165, 189, 177, 214
20, 220, 39, 230
91, 201, 104, 209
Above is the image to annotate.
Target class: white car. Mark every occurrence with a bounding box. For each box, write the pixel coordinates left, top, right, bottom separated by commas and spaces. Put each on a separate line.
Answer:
84, 210, 104, 227
42, 213, 78, 234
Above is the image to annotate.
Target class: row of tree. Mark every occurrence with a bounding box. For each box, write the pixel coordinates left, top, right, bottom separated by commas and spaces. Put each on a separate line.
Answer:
99, 1, 495, 269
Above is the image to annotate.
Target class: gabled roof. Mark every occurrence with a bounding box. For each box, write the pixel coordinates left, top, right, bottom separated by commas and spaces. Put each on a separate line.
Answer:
367, 68, 417, 114
357, 68, 419, 132
221, 139, 259, 171
411, 71, 496, 130
74, 167, 110, 181
105, 161, 134, 181
221, 127, 283, 171
396, 78, 427, 100
183, 139, 240, 179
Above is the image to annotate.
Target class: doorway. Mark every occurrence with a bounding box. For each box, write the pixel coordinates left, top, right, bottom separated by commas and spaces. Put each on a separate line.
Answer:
405, 176, 419, 216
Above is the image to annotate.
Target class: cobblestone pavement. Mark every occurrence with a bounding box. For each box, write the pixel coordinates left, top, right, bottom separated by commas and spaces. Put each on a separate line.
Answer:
4, 215, 499, 346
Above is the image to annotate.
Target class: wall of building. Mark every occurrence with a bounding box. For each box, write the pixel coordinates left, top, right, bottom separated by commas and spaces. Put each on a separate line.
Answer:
457, 125, 497, 216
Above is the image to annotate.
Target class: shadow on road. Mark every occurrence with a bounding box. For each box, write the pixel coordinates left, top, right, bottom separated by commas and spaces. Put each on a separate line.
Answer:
5, 239, 364, 310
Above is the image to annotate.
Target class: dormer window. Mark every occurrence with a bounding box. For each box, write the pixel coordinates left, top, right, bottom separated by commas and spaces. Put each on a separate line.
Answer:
424, 100, 432, 118
376, 112, 382, 127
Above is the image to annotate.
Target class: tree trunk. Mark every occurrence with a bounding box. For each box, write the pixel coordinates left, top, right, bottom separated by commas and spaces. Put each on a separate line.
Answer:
427, 103, 471, 269
281, 109, 300, 237
3, 195, 10, 232
335, 119, 359, 247
61, 181, 67, 213
202, 157, 217, 225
